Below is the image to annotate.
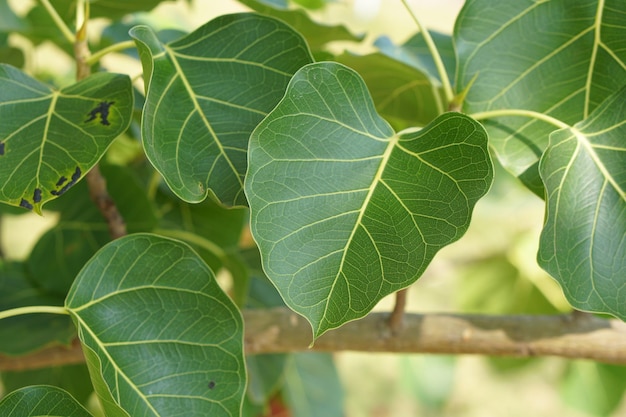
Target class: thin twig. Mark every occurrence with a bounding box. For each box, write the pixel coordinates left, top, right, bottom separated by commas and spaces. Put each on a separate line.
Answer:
39, 0, 75, 44
73, 2, 127, 240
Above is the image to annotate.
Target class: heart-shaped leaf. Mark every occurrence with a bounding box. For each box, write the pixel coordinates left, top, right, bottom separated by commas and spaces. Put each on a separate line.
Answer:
0, 65, 133, 213
130, 13, 313, 206
245, 62, 493, 338
538, 86, 626, 320
0, 385, 93, 417
456, 0, 626, 193
65, 234, 246, 417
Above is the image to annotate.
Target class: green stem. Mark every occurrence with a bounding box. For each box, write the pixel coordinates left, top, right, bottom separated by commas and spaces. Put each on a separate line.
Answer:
39, 0, 75, 44
0, 305, 69, 321
471, 109, 571, 131
86, 40, 137, 66
400, 0, 454, 103
154, 229, 227, 260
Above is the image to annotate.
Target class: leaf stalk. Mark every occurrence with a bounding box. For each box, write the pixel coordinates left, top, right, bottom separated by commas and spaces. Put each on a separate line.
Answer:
0, 305, 69, 321
400, 0, 455, 104
39, 0, 76, 44
86, 40, 137, 66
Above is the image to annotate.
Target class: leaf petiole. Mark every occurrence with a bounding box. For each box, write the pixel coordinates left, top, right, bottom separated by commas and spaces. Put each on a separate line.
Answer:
0, 305, 69, 321
400, 0, 454, 103
39, 0, 76, 44
86, 40, 137, 66
471, 109, 571, 131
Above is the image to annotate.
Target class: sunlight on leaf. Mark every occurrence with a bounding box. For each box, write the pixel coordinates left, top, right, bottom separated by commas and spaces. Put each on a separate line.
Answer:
538, 86, 626, 320
131, 13, 313, 206
0, 65, 133, 213
65, 234, 246, 417
246, 62, 493, 338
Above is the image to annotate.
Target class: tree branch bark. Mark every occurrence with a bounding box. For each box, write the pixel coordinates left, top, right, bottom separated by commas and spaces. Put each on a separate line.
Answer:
2, 309, 626, 371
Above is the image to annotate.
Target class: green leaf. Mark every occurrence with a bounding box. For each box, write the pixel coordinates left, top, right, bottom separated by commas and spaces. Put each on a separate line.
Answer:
2, 365, 94, 406
65, 233, 246, 417
238, 0, 362, 52
0, 0, 25, 32
245, 62, 493, 337
27, 165, 158, 295
130, 13, 313, 205
538, 86, 626, 320
0, 66, 133, 213
246, 354, 288, 405
456, 0, 626, 192
375, 31, 456, 86
335, 52, 444, 129
0, 385, 94, 417
283, 353, 343, 417
0, 262, 75, 355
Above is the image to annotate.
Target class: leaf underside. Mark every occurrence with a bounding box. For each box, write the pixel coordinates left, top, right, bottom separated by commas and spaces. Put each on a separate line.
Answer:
0, 385, 93, 417
0, 65, 133, 213
65, 234, 246, 417
131, 13, 313, 206
456, 0, 626, 193
246, 62, 493, 338
538, 86, 626, 320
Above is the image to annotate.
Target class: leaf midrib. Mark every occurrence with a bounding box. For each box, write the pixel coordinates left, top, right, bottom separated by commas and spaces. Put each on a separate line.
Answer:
163, 44, 243, 192
318, 134, 398, 332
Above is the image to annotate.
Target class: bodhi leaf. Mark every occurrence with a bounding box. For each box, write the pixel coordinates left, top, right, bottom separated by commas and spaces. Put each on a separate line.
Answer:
455, 0, 626, 195
65, 234, 246, 417
0, 65, 133, 213
538, 86, 626, 320
0, 385, 94, 417
245, 62, 493, 338
130, 13, 313, 206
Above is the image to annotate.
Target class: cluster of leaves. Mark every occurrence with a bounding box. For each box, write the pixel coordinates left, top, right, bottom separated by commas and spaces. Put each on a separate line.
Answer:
0, 0, 624, 416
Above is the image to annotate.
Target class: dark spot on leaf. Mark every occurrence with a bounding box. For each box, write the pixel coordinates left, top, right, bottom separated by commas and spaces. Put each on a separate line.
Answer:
208, 381, 216, 390
86, 101, 115, 126
20, 199, 33, 210
52, 167, 81, 196
0, 142, 4, 156
33, 188, 42, 203
56, 176, 67, 187
71, 166, 81, 182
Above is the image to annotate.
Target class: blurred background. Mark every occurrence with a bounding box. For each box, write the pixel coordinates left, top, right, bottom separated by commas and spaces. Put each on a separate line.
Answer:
1, 0, 625, 416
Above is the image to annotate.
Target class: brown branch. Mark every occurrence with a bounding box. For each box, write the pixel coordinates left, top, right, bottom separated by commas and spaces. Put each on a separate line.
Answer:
388, 289, 407, 333
74, 8, 126, 240
3, 309, 626, 371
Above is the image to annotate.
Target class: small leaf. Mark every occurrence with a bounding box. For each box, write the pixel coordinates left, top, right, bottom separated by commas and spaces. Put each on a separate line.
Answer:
456, 0, 626, 192
0, 385, 93, 417
538, 86, 626, 320
65, 233, 246, 417
131, 13, 313, 205
246, 62, 493, 337
0, 66, 133, 213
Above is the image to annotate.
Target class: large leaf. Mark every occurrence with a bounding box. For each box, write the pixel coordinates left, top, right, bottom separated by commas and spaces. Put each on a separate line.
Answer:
0, 66, 133, 213
131, 13, 313, 205
245, 62, 493, 337
538, 86, 626, 320
0, 386, 93, 417
65, 233, 246, 417
455, 0, 626, 193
